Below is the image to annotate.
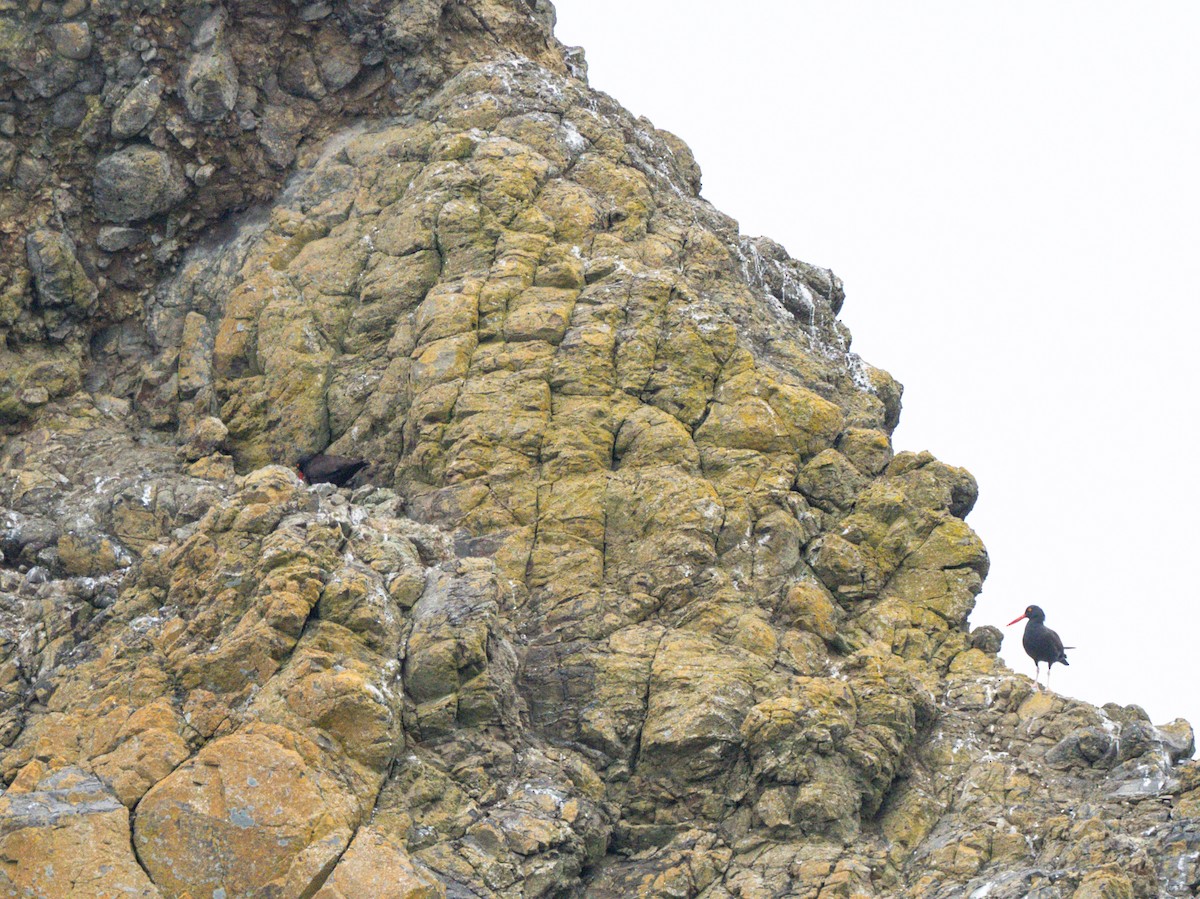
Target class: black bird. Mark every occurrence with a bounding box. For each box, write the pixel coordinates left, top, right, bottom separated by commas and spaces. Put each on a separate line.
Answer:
297, 453, 368, 487
1007, 604, 1071, 690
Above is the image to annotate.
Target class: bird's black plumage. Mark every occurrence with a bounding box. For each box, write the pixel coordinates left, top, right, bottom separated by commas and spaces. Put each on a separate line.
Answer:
297, 454, 368, 487
1007, 604, 1071, 689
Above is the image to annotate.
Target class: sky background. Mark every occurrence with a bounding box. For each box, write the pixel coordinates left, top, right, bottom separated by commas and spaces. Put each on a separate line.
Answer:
551, 1, 1200, 733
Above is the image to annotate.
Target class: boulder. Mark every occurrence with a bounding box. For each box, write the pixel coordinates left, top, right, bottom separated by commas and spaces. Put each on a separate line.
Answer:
93, 145, 187, 222
111, 75, 163, 139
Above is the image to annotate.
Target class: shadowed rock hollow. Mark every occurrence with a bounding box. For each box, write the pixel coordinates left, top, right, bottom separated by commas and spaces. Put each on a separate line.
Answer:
0, 2, 1197, 897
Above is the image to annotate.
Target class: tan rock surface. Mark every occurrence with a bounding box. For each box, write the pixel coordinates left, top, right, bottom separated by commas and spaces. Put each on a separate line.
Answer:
0, 2, 1196, 897
0, 767, 161, 898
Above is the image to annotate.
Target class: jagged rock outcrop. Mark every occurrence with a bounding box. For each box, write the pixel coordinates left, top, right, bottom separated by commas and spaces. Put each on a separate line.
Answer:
1, 2, 1197, 897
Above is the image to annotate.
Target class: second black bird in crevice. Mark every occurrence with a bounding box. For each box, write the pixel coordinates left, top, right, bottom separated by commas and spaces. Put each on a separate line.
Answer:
296, 454, 369, 487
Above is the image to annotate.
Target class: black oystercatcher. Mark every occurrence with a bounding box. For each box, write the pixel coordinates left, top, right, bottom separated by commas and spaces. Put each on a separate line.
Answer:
297, 454, 369, 487
1007, 604, 1071, 690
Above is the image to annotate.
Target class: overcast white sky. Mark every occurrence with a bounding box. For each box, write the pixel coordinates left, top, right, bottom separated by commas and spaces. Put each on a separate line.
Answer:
552, 1, 1200, 734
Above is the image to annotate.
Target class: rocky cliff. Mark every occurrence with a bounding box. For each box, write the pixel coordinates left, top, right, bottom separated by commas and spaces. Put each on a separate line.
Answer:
0, 2, 1197, 897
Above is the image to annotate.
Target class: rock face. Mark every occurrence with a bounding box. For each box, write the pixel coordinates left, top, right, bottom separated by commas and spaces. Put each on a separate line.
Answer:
0, 2, 1197, 898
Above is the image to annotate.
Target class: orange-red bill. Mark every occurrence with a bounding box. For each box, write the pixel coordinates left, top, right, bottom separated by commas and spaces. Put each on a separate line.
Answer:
1006, 614, 1027, 626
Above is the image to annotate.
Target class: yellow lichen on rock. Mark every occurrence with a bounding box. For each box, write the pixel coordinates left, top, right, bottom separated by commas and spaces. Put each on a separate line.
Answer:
0, 4, 1196, 897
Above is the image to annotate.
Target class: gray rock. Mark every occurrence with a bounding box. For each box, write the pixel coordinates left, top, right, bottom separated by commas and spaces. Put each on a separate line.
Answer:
315, 30, 361, 92
1118, 721, 1163, 763
14, 155, 48, 192
258, 102, 310, 168
26, 229, 97, 312
96, 226, 145, 252
0, 139, 15, 182
76, 64, 106, 97
280, 50, 327, 100
190, 9, 226, 49
970, 624, 1004, 654
180, 44, 239, 122
93, 145, 188, 222
19, 385, 51, 407
164, 112, 199, 149
0, 767, 124, 828
300, 2, 333, 21
179, 416, 228, 462
114, 53, 143, 83
48, 22, 93, 60
111, 75, 163, 139
1159, 718, 1196, 763
1046, 726, 1117, 769
0, 512, 60, 565
319, 54, 361, 93
1104, 701, 1152, 725
190, 163, 215, 186
24, 54, 81, 100
381, 0, 443, 52
51, 91, 89, 130
564, 45, 589, 81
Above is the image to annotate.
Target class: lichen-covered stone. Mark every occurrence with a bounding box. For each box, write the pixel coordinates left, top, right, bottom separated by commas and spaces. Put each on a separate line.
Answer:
48, 22, 92, 60
313, 827, 443, 898
110, 75, 163, 139
133, 729, 358, 897
0, 3, 1195, 897
25, 229, 96, 313
179, 11, 239, 123
0, 343, 85, 423
0, 767, 160, 898
93, 145, 187, 222
24, 229, 98, 345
